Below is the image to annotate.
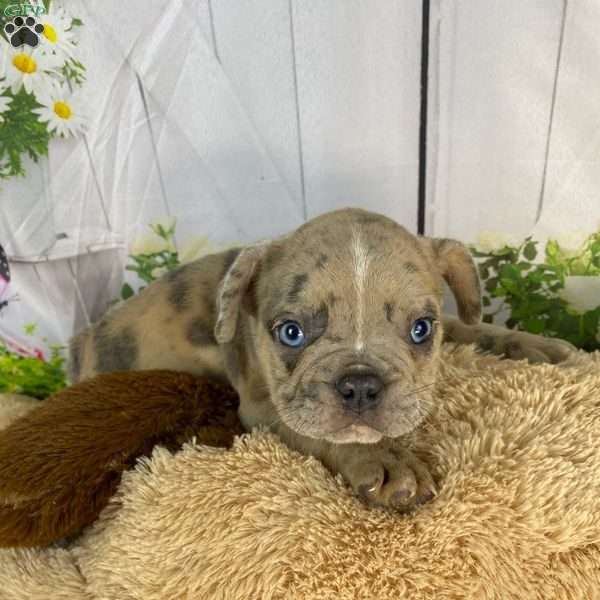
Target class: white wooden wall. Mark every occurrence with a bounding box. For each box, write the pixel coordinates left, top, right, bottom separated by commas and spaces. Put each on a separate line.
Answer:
1, 0, 599, 354
427, 0, 600, 242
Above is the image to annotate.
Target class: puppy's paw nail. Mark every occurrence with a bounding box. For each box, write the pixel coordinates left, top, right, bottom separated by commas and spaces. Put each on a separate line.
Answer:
390, 489, 412, 507
358, 482, 379, 499
416, 490, 435, 505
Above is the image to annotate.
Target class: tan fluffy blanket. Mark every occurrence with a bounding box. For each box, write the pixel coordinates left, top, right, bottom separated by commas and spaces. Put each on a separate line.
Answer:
1, 344, 600, 600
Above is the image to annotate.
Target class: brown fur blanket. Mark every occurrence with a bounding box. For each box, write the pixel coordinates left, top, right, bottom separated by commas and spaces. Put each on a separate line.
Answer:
0, 344, 599, 599
0, 371, 242, 547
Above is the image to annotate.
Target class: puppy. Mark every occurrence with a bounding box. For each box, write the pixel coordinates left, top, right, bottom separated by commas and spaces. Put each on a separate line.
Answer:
69, 208, 575, 510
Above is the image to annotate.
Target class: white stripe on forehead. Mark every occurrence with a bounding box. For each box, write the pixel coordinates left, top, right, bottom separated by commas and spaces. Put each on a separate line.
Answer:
351, 226, 370, 351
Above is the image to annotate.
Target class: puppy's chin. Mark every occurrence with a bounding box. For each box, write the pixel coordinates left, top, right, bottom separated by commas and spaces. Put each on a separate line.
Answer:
322, 423, 384, 445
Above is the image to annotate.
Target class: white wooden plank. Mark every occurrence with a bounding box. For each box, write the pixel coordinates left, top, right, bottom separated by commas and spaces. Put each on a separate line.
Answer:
138, 91, 247, 246
292, 0, 421, 230
429, 0, 564, 241
534, 0, 600, 238
209, 0, 304, 208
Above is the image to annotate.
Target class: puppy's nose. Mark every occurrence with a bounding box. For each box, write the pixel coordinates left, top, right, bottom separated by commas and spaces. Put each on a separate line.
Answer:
335, 373, 383, 411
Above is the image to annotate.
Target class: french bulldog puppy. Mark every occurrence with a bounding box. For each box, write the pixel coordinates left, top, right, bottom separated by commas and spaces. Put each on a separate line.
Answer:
68, 208, 575, 510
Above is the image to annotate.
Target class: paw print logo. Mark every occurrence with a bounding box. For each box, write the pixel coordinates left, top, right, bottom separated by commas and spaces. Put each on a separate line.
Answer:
4, 16, 45, 48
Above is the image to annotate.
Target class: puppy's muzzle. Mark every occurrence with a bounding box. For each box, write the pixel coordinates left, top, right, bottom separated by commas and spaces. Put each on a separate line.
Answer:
334, 370, 384, 413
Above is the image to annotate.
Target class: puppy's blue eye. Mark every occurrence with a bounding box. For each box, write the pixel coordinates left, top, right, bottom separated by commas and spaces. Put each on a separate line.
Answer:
410, 318, 433, 344
277, 321, 305, 347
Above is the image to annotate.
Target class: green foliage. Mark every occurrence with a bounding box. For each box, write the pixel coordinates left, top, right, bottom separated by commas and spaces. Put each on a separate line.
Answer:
0, 89, 50, 178
120, 221, 181, 300
472, 232, 600, 352
60, 58, 86, 87
23, 322, 37, 336
0, 340, 67, 399
545, 233, 600, 278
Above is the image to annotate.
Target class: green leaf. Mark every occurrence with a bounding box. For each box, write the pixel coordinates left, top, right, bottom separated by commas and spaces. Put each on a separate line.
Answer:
499, 278, 519, 295
0, 89, 51, 179
524, 317, 546, 334
23, 322, 37, 336
469, 249, 490, 258
545, 239, 559, 260
60, 58, 86, 87
0, 340, 67, 399
514, 262, 531, 272
499, 264, 521, 280
523, 241, 537, 261
121, 283, 135, 300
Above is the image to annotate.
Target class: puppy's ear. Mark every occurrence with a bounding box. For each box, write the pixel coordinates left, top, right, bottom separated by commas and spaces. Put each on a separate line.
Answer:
215, 242, 269, 344
423, 238, 482, 324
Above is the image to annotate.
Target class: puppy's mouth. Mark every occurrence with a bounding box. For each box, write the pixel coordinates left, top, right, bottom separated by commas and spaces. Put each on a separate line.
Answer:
322, 421, 384, 444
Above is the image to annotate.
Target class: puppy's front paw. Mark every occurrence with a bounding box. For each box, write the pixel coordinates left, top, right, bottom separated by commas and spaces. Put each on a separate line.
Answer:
344, 447, 436, 511
488, 330, 577, 364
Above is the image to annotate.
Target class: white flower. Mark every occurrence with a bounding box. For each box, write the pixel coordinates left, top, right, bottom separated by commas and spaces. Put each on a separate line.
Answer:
553, 231, 590, 258
0, 45, 60, 97
130, 233, 175, 256
558, 275, 600, 314
149, 216, 177, 238
151, 267, 168, 280
179, 236, 216, 264
32, 84, 85, 137
0, 95, 12, 122
37, 3, 77, 60
474, 231, 520, 254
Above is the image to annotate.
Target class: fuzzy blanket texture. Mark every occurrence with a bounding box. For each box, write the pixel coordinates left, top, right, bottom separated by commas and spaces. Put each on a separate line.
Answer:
1, 344, 600, 600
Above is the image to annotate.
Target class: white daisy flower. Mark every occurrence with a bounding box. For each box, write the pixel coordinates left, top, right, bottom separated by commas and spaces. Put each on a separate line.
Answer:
37, 3, 77, 59
32, 84, 85, 137
559, 275, 600, 314
0, 46, 60, 98
0, 95, 13, 123
151, 266, 168, 280
130, 233, 175, 256
553, 231, 590, 259
474, 231, 520, 254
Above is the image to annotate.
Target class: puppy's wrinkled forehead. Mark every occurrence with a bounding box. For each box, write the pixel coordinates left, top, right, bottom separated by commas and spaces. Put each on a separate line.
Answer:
258, 208, 441, 319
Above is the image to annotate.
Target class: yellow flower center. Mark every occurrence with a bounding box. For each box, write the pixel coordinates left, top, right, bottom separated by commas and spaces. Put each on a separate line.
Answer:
12, 54, 37, 74
43, 23, 58, 43
53, 101, 72, 120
